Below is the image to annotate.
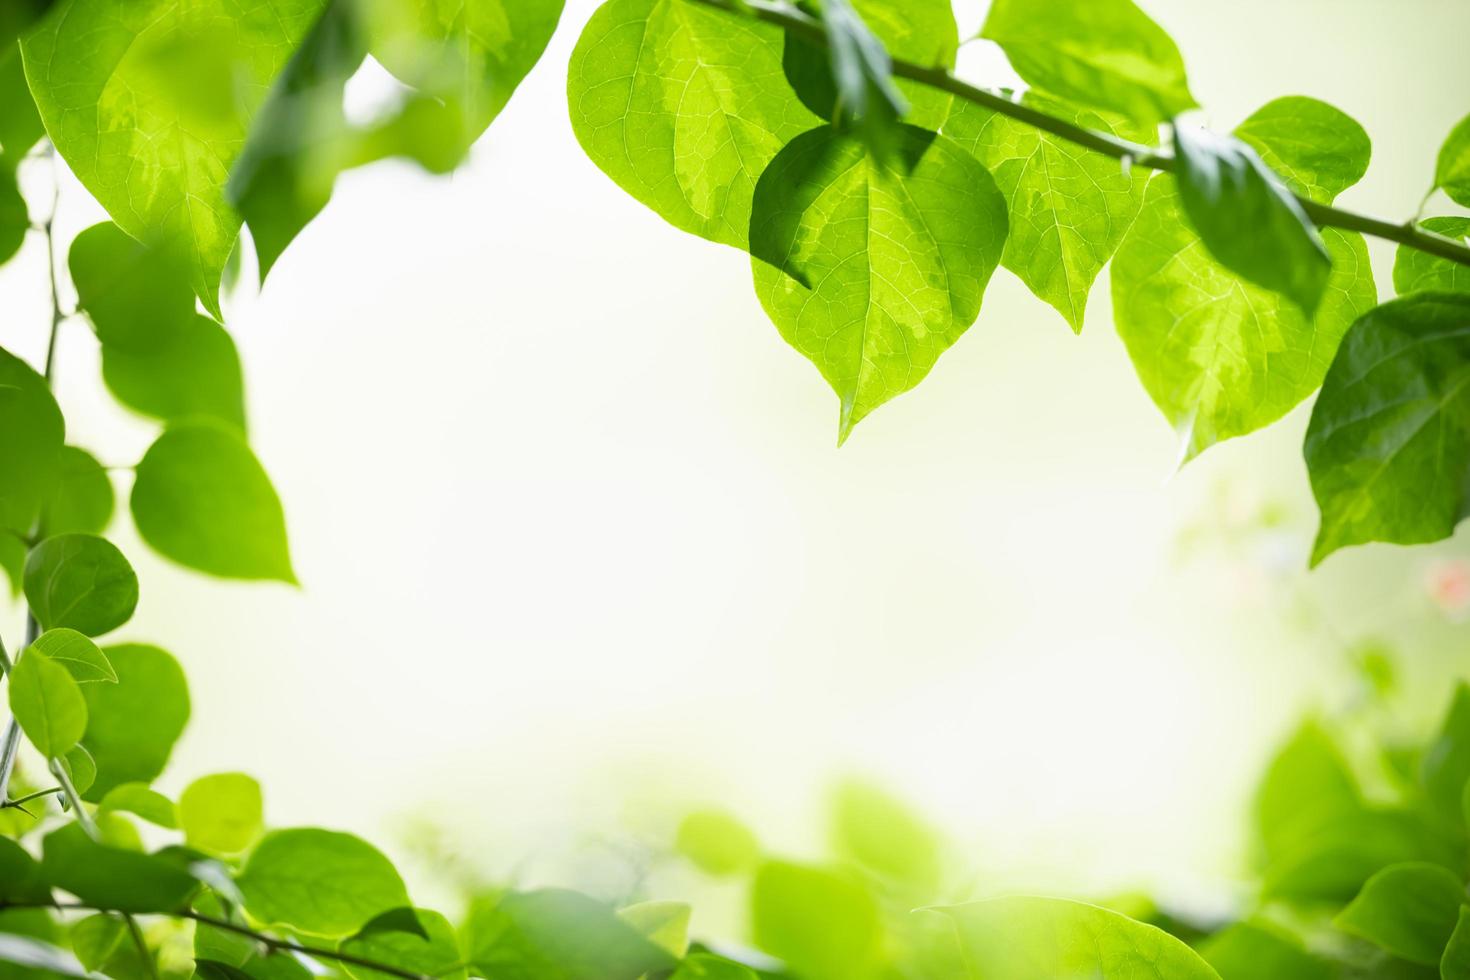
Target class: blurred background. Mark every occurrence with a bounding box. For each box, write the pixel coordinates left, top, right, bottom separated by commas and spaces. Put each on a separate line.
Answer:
2, 0, 1468, 942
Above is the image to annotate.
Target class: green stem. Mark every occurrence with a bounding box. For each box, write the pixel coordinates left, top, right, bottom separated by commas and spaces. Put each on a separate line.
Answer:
689, 0, 1470, 269
124, 914, 160, 980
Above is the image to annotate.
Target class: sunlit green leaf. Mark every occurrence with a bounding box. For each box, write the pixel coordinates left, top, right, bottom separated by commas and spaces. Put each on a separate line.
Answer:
1232, 96, 1371, 205
750, 125, 1007, 442
979, 0, 1194, 125
40, 823, 197, 914
829, 778, 940, 892
98, 783, 178, 830
938, 896, 1220, 980
101, 315, 245, 432
675, 809, 759, 876
1396, 217, 1470, 296
39, 448, 114, 538
68, 915, 125, 973
568, 0, 819, 249
751, 861, 881, 980
7, 648, 86, 758
22, 0, 323, 315
81, 644, 190, 801
23, 533, 138, 637
1437, 113, 1470, 207
1305, 292, 1470, 563
338, 907, 464, 980
238, 828, 410, 938
28, 629, 115, 684
463, 889, 676, 980
0, 345, 64, 534
178, 773, 263, 855
61, 744, 96, 795
617, 901, 689, 958
131, 423, 294, 582
1335, 862, 1466, 966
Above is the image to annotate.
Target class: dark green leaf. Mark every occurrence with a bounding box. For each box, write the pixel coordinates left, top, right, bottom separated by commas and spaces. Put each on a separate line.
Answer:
81, 645, 190, 801
0, 43, 45, 161
1173, 123, 1331, 313
0, 838, 49, 903
796, 0, 910, 166
0, 165, 25, 266
463, 889, 676, 980
1437, 113, 1470, 207
938, 896, 1220, 980
567, 0, 820, 249
195, 961, 253, 980
338, 907, 464, 980
978, 0, 1194, 125
1396, 217, 1470, 296
68, 222, 194, 353
1335, 863, 1466, 966
1443, 907, 1470, 980
40, 823, 197, 914
131, 423, 294, 583
23, 534, 138, 637
7, 649, 86, 758
0, 530, 24, 596
98, 784, 177, 829
0, 0, 55, 50
101, 315, 245, 432
750, 861, 881, 980
0, 345, 64, 534
749, 126, 1007, 443
675, 809, 758, 876
1305, 292, 1470, 563
1424, 685, 1470, 826
178, 773, 263, 855
237, 828, 410, 938
40, 448, 114, 538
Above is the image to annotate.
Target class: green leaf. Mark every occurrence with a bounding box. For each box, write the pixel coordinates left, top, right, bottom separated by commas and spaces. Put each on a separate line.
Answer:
0, 530, 25, 596
463, 889, 676, 980
1112, 98, 1376, 460
1233, 96, 1372, 205
1444, 907, 1470, 980
1336, 863, 1466, 966
670, 954, 758, 980
0, 42, 45, 161
829, 778, 940, 892
178, 773, 263, 855
792, 0, 910, 167
0, 838, 49, 903
1305, 292, 1470, 563
61, 744, 96, 795
1437, 113, 1470, 207
68, 222, 195, 353
675, 809, 759, 876
1173, 123, 1331, 313
0, 936, 92, 980
27, 629, 115, 684
39, 823, 197, 914
40, 448, 114, 538
7, 648, 87, 758
941, 91, 1148, 331
1425, 685, 1470, 825
0, 1, 55, 49
23, 534, 139, 637
101, 314, 245, 432
237, 828, 410, 938
938, 896, 1221, 980
978, 0, 1194, 125
131, 423, 294, 582
68, 915, 125, 973
568, 0, 820, 249
1396, 218, 1470, 296
0, 165, 25, 267
750, 861, 881, 980
0, 345, 64, 534
749, 126, 1008, 442
338, 908, 464, 980
616, 901, 689, 957
80, 645, 190, 801
98, 784, 177, 829
23, 0, 324, 316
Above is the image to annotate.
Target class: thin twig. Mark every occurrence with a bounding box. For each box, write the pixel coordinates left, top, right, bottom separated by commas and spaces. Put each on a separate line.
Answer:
689, 0, 1470, 269
124, 914, 160, 980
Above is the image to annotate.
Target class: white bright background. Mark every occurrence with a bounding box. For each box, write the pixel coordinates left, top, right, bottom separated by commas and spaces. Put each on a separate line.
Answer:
4, 0, 1470, 930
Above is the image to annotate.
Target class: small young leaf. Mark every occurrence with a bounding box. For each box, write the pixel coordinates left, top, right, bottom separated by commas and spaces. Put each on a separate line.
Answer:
338, 907, 465, 980
23, 533, 139, 637
1305, 292, 1470, 563
68, 222, 195, 352
979, 0, 1194, 125
178, 773, 264, 855
1173, 123, 1331, 314
62, 744, 96, 795
237, 828, 411, 938
617, 901, 691, 957
101, 315, 246, 432
463, 889, 676, 980
749, 126, 1007, 442
40, 447, 114, 538
1335, 862, 1466, 966
40, 823, 198, 914
1437, 113, 1470, 207
99, 783, 178, 829
131, 423, 294, 583
675, 809, 759, 876
7, 649, 87, 758
81, 645, 191, 801
1396, 217, 1470, 296
0, 345, 64, 534
750, 861, 882, 980
28, 629, 116, 684
567, 0, 820, 249
937, 896, 1221, 980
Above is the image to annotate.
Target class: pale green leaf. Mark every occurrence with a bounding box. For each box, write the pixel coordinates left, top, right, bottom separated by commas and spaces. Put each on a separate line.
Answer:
937, 896, 1220, 980
568, 0, 819, 249
1396, 217, 1470, 296
1335, 863, 1466, 966
131, 423, 293, 582
1232, 96, 1371, 205
979, 0, 1194, 125
39, 823, 197, 914
0, 345, 64, 534
8, 648, 87, 758
98, 783, 178, 830
616, 901, 689, 957
101, 315, 246, 431
1437, 113, 1470, 207
60, 743, 95, 795
28, 628, 116, 684
178, 772, 264, 855
829, 778, 940, 892
338, 908, 465, 980
0, 935, 93, 980
81, 644, 190, 801
942, 91, 1148, 331
40, 447, 114, 538
1305, 292, 1470, 563
23, 533, 138, 637
750, 861, 881, 980
750, 126, 1007, 442
675, 809, 759, 876
463, 889, 676, 980
237, 828, 410, 938
22, 0, 324, 315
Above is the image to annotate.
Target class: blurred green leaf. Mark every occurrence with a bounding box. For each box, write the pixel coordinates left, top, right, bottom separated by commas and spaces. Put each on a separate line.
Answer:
0, 165, 25, 266
81, 644, 190, 801
0, 838, 49, 903
617, 901, 690, 957
1304, 293, 1470, 563
238, 828, 410, 938
101, 315, 245, 432
68, 223, 195, 353
750, 860, 881, 980
670, 953, 759, 980
794, 0, 909, 166
40, 823, 197, 914
23, 534, 138, 637
0, 346, 64, 534
675, 809, 759, 876
7, 648, 87, 757
567, 0, 819, 250
339, 907, 464, 980
131, 423, 294, 583
0, 530, 25, 596
1335, 862, 1466, 966
939, 896, 1220, 980
39, 448, 114, 539
68, 915, 125, 973
979, 0, 1194, 125
1437, 113, 1470, 207
463, 889, 676, 980
0, 44, 45, 160
98, 784, 177, 830
1443, 907, 1470, 980
1425, 685, 1470, 827
0, 936, 91, 980
829, 779, 941, 893
749, 125, 1007, 443
1396, 218, 1470, 296
178, 773, 263, 855
27, 629, 114, 684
